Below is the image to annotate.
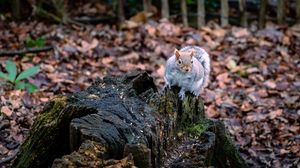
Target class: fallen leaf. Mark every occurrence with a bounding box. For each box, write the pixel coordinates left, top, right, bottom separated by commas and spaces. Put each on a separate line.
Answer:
118, 52, 140, 61
1, 106, 12, 117
241, 101, 253, 112
246, 113, 267, 122
264, 80, 276, 89
226, 59, 237, 70
268, 109, 283, 119
232, 27, 250, 38
206, 105, 219, 118
156, 64, 164, 77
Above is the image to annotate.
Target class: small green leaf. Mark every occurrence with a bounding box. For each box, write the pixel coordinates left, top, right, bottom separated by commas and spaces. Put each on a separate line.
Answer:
0, 72, 9, 81
5, 60, 17, 82
15, 81, 26, 89
25, 83, 38, 93
15, 66, 40, 82
25, 37, 45, 48
35, 37, 45, 47
25, 37, 34, 48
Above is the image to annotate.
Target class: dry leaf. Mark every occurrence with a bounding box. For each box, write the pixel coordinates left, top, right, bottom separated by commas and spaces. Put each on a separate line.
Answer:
1, 106, 12, 117
268, 109, 283, 119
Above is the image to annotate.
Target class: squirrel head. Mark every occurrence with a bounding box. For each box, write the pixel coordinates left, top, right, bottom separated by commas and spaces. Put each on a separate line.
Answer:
174, 48, 194, 73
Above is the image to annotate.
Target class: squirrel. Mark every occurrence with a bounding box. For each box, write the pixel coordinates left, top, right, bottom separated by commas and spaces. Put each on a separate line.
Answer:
164, 46, 210, 99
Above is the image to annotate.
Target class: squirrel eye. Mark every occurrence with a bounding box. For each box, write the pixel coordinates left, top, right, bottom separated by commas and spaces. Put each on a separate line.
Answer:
191, 60, 193, 64
178, 59, 182, 64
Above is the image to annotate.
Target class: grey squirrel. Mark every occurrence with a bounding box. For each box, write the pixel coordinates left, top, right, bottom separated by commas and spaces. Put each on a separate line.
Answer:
164, 46, 210, 99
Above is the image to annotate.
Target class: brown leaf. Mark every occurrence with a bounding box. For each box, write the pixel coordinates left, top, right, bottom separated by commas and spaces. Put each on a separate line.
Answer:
206, 105, 220, 118
216, 72, 230, 89
241, 101, 253, 112
268, 109, 283, 119
78, 39, 99, 53
101, 57, 115, 65
246, 113, 267, 122
118, 52, 139, 62
0, 144, 8, 155
211, 28, 227, 38
264, 80, 276, 89
156, 64, 165, 78
40, 97, 49, 102
144, 24, 157, 37
216, 72, 230, 83
1, 106, 12, 117
232, 27, 250, 38
10, 99, 21, 109
157, 19, 181, 37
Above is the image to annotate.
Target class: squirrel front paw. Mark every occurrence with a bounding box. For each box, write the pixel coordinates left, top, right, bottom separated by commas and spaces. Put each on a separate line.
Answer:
179, 90, 185, 100
163, 83, 171, 91
192, 90, 201, 97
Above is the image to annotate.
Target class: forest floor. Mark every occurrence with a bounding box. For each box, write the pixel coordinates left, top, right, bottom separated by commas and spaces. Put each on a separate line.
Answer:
0, 18, 300, 167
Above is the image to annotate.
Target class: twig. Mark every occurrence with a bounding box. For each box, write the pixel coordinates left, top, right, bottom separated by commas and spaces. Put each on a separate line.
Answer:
0, 45, 54, 56
72, 16, 117, 25
0, 149, 18, 165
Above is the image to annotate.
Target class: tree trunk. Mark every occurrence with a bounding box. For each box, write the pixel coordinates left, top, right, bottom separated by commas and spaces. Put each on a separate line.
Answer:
277, 0, 285, 24
238, 0, 247, 27
143, 0, 152, 12
10, 0, 21, 20
161, 0, 169, 19
181, 0, 189, 27
221, 0, 229, 27
118, 0, 125, 22
259, 0, 267, 29
197, 0, 205, 28
296, 0, 300, 23
13, 72, 247, 168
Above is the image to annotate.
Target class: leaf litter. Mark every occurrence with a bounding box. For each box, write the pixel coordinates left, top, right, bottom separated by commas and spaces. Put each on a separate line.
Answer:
0, 19, 299, 167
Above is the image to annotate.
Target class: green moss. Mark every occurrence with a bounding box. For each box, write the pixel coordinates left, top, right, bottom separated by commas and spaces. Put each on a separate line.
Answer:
14, 96, 69, 168
186, 119, 209, 136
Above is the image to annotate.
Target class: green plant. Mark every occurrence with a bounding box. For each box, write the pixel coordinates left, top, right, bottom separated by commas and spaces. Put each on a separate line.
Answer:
0, 60, 40, 93
25, 37, 45, 48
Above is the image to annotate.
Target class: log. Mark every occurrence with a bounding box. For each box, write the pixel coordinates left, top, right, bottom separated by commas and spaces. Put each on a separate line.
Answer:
13, 71, 247, 168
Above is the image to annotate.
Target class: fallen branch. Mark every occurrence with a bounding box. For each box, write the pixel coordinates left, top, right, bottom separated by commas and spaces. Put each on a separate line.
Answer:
0, 45, 54, 56
72, 16, 117, 24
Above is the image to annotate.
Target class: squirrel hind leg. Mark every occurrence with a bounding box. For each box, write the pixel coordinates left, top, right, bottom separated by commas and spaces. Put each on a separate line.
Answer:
163, 84, 171, 91
163, 81, 171, 90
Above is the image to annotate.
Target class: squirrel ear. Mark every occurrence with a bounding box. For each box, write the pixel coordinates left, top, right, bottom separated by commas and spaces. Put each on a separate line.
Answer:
175, 48, 180, 59
190, 51, 194, 58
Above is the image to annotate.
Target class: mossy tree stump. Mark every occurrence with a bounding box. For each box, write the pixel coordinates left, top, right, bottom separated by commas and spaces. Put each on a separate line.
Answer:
13, 71, 247, 168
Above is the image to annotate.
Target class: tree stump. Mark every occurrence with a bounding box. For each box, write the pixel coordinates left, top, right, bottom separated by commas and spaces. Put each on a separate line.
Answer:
13, 71, 247, 168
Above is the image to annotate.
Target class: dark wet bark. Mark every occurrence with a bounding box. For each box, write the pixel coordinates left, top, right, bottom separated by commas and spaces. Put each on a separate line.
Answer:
13, 71, 247, 168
